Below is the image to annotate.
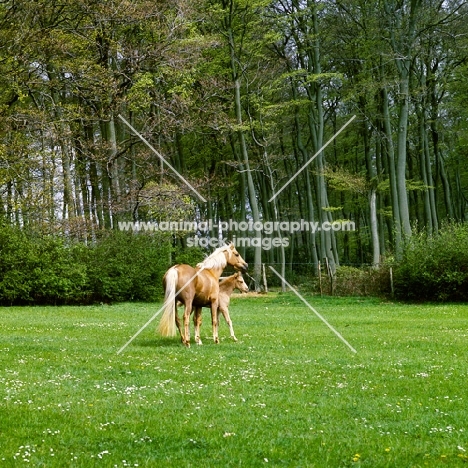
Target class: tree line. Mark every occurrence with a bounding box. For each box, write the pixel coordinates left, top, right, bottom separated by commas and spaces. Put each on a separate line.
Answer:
1, 0, 467, 286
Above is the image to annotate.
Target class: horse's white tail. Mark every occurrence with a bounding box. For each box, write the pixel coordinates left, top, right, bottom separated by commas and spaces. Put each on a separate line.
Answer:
158, 267, 178, 337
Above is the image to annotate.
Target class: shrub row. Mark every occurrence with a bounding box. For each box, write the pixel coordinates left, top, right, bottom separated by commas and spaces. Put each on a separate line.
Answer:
393, 223, 468, 301
264, 263, 392, 297
264, 224, 467, 302
315, 224, 468, 301
2, 222, 466, 304
0, 225, 180, 305
321, 265, 392, 297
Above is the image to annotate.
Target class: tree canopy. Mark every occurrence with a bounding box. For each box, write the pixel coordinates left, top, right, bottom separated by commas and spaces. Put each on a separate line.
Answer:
1, 0, 468, 284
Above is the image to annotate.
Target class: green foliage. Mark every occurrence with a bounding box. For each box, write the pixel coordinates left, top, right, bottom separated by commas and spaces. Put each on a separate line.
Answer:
29, 236, 89, 304
394, 224, 468, 301
87, 231, 172, 303
0, 225, 88, 304
0, 224, 33, 303
127, 72, 155, 112
1, 0, 468, 274
330, 265, 391, 297
173, 243, 205, 266
137, 182, 196, 221
0, 224, 173, 305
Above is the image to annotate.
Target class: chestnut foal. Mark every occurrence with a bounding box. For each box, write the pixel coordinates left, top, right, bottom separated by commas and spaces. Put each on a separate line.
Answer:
192, 271, 249, 345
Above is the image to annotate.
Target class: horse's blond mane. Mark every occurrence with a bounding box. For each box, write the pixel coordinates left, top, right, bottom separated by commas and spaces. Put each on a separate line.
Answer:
196, 244, 230, 270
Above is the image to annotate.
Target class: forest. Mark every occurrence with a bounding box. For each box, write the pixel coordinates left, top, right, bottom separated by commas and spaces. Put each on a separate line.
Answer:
1, 0, 468, 293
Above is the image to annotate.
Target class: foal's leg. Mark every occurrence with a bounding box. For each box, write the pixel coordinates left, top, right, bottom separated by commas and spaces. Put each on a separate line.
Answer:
211, 301, 219, 344
174, 305, 183, 342
219, 307, 237, 342
193, 307, 203, 345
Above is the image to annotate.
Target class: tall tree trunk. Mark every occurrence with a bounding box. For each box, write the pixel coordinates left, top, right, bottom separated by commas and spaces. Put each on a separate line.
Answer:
387, 0, 422, 239
395, 61, 412, 238
49, 77, 75, 225
418, 110, 433, 236
381, 86, 403, 259
291, 0, 337, 272
309, 3, 338, 273
291, 83, 319, 273
99, 120, 116, 229
363, 115, 380, 266
226, 21, 262, 288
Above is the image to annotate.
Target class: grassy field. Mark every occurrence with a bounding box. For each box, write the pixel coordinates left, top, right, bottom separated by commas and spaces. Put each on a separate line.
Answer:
0, 293, 467, 467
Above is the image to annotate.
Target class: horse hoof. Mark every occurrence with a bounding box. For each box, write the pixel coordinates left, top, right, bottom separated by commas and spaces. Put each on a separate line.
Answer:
196, 339, 203, 345
232, 336, 238, 342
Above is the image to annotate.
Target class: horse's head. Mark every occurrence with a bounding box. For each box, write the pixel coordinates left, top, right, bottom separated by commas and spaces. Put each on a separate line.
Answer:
224, 242, 248, 272
234, 272, 249, 293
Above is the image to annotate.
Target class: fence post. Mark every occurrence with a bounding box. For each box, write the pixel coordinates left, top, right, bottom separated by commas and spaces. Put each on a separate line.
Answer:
262, 263, 268, 293
325, 257, 335, 296
390, 266, 394, 297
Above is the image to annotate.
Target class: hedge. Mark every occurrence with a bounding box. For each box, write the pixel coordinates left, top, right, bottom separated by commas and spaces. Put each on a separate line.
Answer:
393, 223, 468, 301
0, 224, 174, 305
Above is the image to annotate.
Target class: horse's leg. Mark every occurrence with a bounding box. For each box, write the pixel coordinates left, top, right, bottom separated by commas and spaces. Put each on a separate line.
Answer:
194, 306, 203, 345
211, 301, 219, 344
182, 301, 192, 347
220, 306, 237, 342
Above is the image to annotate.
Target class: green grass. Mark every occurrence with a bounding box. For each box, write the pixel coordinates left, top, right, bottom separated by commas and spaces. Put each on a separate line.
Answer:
1, 294, 468, 467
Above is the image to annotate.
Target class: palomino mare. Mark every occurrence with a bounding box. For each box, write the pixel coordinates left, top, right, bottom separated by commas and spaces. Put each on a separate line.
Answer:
193, 272, 249, 344
158, 243, 248, 347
